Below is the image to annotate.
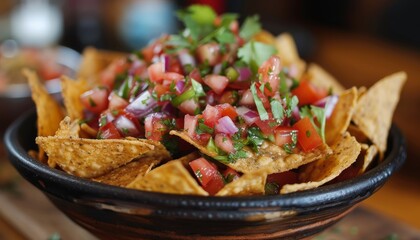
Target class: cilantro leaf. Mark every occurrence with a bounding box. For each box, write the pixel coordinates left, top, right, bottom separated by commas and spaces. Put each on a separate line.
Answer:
250, 83, 269, 120
246, 127, 265, 152
239, 15, 262, 40
191, 79, 206, 97
270, 98, 284, 122
237, 41, 277, 73
310, 106, 326, 143
284, 95, 299, 118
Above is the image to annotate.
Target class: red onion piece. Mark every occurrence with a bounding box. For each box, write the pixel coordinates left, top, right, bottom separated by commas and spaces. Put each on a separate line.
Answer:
160, 54, 170, 72
175, 81, 185, 94
325, 95, 338, 118
213, 63, 223, 74
125, 91, 157, 118
215, 116, 239, 135
236, 106, 259, 125
236, 67, 252, 82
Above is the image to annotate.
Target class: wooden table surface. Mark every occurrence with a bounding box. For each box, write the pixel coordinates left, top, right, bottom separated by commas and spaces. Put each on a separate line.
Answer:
0, 29, 419, 239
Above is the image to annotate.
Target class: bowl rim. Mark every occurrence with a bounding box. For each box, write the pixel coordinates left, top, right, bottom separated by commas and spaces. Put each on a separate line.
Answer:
4, 110, 406, 210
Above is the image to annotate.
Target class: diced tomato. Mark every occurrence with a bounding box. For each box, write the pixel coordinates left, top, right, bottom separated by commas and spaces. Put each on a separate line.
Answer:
229, 20, 239, 34
144, 113, 169, 141
168, 58, 183, 74
80, 87, 109, 114
274, 127, 297, 147
239, 89, 254, 106
163, 72, 184, 82
189, 68, 203, 83
254, 83, 271, 108
229, 80, 251, 90
254, 113, 278, 135
222, 167, 240, 183
218, 91, 238, 105
108, 92, 128, 110
258, 56, 281, 97
292, 80, 328, 106
184, 114, 198, 138
98, 122, 122, 139
148, 62, 165, 83
215, 133, 234, 153
196, 43, 221, 66
100, 58, 128, 88
195, 133, 212, 145
293, 117, 322, 151
178, 99, 199, 115
267, 171, 299, 188
216, 103, 238, 121
202, 105, 221, 128
189, 157, 225, 195
203, 74, 229, 95
153, 84, 170, 99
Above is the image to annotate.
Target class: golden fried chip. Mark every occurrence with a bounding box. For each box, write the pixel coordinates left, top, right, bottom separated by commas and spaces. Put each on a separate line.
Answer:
94, 156, 161, 187
352, 71, 406, 154
128, 160, 208, 196
307, 63, 345, 94
36, 137, 161, 178
24, 69, 65, 161
61, 76, 89, 119
281, 133, 361, 194
55, 116, 80, 138
360, 144, 378, 173
325, 87, 358, 145
274, 33, 306, 79
216, 171, 267, 196
170, 130, 331, 175
253, 30, 276, 45
347, 124, 370, 144
80, 123, 98, 138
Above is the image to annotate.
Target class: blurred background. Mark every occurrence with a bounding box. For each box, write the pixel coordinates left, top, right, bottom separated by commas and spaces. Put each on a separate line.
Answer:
0, 0, 419, 227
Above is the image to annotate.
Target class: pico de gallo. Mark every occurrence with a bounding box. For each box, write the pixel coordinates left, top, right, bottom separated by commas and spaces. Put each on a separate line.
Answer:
79, 5, 338, 195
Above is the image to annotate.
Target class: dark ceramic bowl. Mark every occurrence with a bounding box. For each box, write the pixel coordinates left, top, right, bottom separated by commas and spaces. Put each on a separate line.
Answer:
0, 46, 80, 134
4, 110, 406, 240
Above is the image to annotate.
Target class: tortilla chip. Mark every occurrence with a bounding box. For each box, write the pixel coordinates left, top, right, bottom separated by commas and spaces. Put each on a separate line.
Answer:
61, 76, 89, 120
307, 63, 345, 94
216, 171, 267, 196
352, 71, 406, 154
24, 69, 65, 161
77, 47, 127, 84
36, 137, 160, 178
55, 116, 80, 138
128, 160, 208, 196
80, 123, 98, 138
94, 156, 161, 187
170, 130, 331, 175
274, 33, 306, 79
325, 87, 358, 145
360, 144, 378, 173
281, 133, 361, 194
253, 30, 276, 45
347, 124, 370, 144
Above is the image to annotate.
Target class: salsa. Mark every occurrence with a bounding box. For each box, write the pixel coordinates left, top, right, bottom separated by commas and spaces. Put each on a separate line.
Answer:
79, 5, 335, 194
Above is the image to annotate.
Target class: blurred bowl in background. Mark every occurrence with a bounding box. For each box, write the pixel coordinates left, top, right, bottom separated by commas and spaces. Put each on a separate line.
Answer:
0, 43, 80, 133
